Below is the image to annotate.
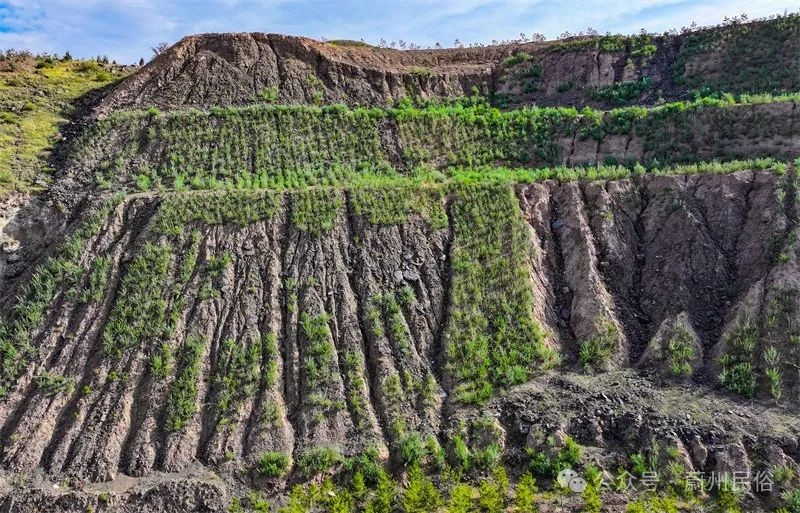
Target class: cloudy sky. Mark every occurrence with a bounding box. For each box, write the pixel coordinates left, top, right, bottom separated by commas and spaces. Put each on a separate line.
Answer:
0, 0, 797, 63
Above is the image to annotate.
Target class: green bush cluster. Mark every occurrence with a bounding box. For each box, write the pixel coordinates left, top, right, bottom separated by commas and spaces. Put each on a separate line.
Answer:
527, 435, 582, 478
665, 326, 695, 376
783, 488, 800, 513
149, 341, 172, 380
549, 34, 626, 53
395, 431, 445, 470
0, 58, 129, 191
350, 184, 447, 229
151, 190, 281, 235
402, 465, 443, 513
257, 451, 291, 478
719, 319, 758, 397
34, 370, 75, 396
503, 51, 532, 68
675, 13, 800, 94
629, 32, 657, 62
262, 332, 280, 389
716, 286, 799, 401
80, 256, 111, 303
592, 77, 652, 106
341, 350, 368, 428
369, 292, 411, 356
300, 313, 336, 390
449, 435, 501, 474
249, 441, 748, 513
178, 230, 202, 284
137, 104, 389, 190
579, 318, 620, 372
297, 446, 344, 478
75, 94, 800, 193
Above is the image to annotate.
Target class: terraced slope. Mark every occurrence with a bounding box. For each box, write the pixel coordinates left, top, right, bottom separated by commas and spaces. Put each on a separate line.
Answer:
2, 13, 800, 513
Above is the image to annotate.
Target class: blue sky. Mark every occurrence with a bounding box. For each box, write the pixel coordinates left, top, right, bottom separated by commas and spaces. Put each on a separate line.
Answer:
0, 0, 797, 63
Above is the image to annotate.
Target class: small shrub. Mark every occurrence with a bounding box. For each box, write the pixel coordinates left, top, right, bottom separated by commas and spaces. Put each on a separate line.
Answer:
556, 81, 574, 93
298, 446, 342, 478
580, 319, 619, 372
528, 435, 582, 478
764, 346, 783, 401
629, 452, 647, 476
369, 468, 396, 513
410, 66, 431, 78
719, 318, 758, 397
782, 489, 800, 513
399, 431, 427, 468
503, 51, 532, 68
626, 497, 679, 513
478, 478, 504, 513
34, 371, 74, 396
593, 77, 652, 105
300, 312, 335, 389
149, 341, 172, 380
515, 472, 538, 513
228, 497, 244, 513
258, 86, 279, 103
257, 451, 291, 478
448, 483, 475, 513
452, 435, 471, 473
665, 325, 695, 376
716, 475, 743, 513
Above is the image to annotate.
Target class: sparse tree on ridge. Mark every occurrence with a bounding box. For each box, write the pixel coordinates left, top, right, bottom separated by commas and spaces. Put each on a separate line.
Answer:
151, 42, 169, 56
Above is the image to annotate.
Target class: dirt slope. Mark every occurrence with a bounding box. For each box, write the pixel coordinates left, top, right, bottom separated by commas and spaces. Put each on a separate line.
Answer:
0, 169, 798, 510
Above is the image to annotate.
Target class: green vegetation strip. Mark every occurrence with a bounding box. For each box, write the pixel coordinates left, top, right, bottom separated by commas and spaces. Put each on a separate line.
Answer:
166, 333, 205, 432
101, 242, 171, 358
227, 431, 784, 513
147, 158, 784, 235
77, 94, 799, 193
151, 190, 281, 235
444, 183, 557, 404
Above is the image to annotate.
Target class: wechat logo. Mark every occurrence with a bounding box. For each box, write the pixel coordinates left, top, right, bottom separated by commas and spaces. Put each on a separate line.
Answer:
557, 468, 587, 493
